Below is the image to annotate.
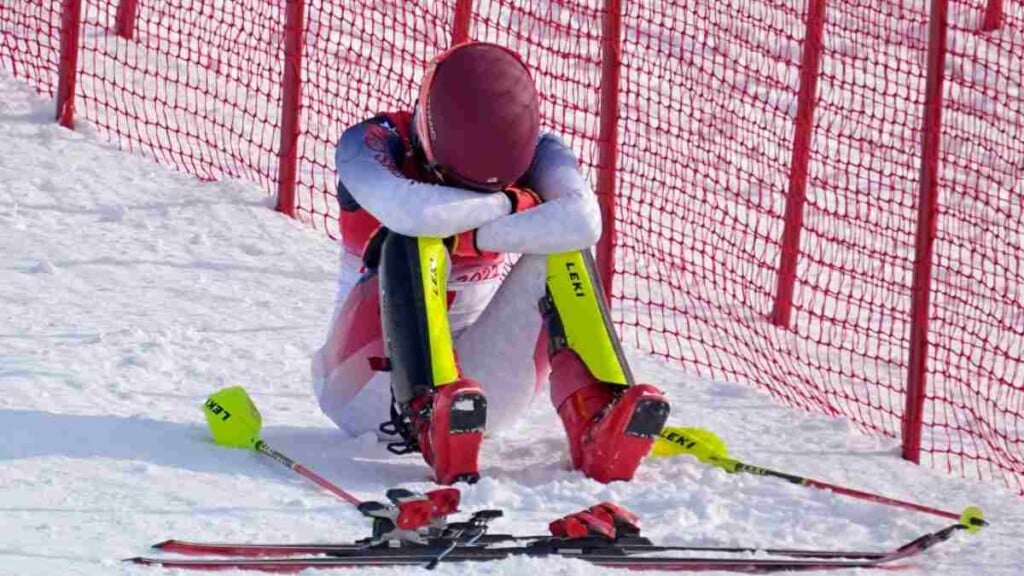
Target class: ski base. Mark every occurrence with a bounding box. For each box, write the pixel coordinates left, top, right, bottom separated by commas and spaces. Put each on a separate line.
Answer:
130, 524, 964, 573
126, 555, 886, 572
151, 534, 891, 561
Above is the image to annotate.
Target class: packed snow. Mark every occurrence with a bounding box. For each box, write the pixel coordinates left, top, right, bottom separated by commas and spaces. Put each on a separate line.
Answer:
1, 73, 1022, 575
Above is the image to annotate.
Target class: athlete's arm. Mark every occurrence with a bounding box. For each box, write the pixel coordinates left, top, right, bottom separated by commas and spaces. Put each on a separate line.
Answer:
336, 119, 511, 238
475, 134, 602, 255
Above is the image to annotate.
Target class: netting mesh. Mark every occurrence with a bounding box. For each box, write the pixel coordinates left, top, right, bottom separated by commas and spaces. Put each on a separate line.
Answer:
614, 0, 1023, 491
297, 0, 453, 237
1, 0, 61, 96
0, 0, 1021, 491
927, 0, 1023, 484
469, 0, 605, 183
71, 0, 285, 187
616, 0, 802, 401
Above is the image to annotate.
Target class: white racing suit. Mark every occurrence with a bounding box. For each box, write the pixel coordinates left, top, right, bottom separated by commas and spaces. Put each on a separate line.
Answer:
312, 112, 602, 436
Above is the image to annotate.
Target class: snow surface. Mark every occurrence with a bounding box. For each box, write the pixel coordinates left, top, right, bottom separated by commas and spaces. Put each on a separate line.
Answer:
1, 73, 1022, 575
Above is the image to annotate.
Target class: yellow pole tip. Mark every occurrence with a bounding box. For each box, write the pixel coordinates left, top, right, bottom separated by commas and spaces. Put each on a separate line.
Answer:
959, 506, 986, 533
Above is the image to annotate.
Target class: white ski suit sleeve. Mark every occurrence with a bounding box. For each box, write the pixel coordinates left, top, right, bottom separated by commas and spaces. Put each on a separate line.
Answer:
335, 122, 600, 254
476, 134, 602, 255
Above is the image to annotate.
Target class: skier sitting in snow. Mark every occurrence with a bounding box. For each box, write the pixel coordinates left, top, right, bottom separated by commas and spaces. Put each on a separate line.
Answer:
312, 42, 670, 485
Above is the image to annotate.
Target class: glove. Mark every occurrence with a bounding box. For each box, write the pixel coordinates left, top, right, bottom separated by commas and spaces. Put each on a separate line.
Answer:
447, 187, 541, 258
446, 229, 497, 259
503, 186, 543, 214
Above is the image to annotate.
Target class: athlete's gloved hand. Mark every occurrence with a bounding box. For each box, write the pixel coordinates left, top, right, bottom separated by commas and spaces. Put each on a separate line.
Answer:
447, 187, 541, 257
503, 186, 543, 214
446, 229, 496, 259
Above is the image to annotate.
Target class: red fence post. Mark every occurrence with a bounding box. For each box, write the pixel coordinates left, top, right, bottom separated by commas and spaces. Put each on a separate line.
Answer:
595, 0, 623, 304
451, 0, 474, 45
982, 0, 1003, 32
276, 0, 305, 217
770, 0, 828, 328
902, 0, 950, 464
55, 0, 83, 128
115, 0, 139, 40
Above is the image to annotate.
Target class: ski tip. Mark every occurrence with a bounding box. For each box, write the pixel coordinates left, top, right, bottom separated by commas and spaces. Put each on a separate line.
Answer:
151, 540, 176, 550
123, 557, 152, 565
959, 506, 986, 534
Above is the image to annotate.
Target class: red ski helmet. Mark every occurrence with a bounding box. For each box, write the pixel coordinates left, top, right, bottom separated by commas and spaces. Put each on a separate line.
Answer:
414, 42, 540, 192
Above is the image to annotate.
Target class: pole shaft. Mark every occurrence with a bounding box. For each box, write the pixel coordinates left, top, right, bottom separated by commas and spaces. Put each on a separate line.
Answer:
770, 0, 828, 328
731, 457, 960, 520
56, 0, 83, 128
595, 0, 624, 304
803, 478, 960, 520
902, 0, 949, 465
255, 442, 362, 506
982, 0, 1003, 31
451, 0, 474, 45
275, 0, 306, 217
115, 0, 139, 40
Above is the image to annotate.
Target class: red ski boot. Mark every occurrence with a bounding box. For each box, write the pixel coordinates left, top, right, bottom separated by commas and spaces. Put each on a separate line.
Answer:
411, 379, 487, 485
550, 350, 670, 483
